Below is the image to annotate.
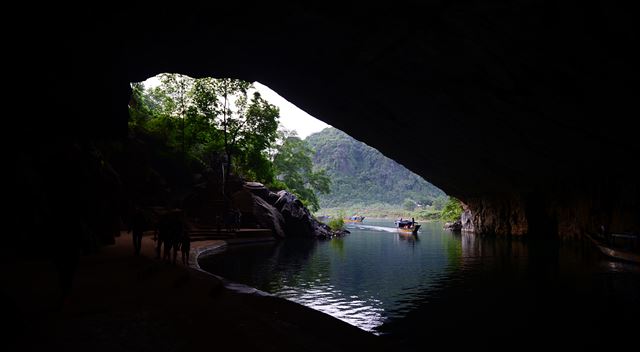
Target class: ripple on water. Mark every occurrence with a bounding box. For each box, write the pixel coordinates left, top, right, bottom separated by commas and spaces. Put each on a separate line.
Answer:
199, 221, 639, 337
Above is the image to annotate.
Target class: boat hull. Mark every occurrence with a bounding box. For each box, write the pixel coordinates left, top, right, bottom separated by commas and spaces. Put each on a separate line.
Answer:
397, 224, 420, 234
584, 233, 640, 263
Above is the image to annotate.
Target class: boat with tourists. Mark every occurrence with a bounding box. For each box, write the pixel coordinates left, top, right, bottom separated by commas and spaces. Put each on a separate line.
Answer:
344, 215, 365, 223
395, 218, 420, 234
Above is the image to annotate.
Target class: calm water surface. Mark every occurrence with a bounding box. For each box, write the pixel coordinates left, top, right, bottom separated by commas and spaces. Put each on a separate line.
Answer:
199, 219, 639, 349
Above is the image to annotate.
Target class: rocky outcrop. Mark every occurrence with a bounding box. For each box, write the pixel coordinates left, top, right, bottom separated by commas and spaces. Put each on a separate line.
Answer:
244, 181, 269, 200
464, 195, 529, 236
460, 205, 474, 233
312, 220, 350, 239
443, 220, 462, 232
251, 194, 286, 239
242, 184, 341, 239
273, 190, 314, 237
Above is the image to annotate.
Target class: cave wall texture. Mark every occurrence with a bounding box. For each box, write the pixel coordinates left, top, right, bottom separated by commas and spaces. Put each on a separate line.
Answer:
8, 2, 639, 239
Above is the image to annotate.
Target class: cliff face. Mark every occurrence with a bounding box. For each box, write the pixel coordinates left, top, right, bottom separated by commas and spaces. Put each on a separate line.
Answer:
306, 127, 445, 207
9, 3, 640, 239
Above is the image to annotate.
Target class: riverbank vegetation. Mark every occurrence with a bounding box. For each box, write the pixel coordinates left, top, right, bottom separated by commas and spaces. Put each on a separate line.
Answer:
317, 196, 463, 223
328, 216, 345, 231
440, 197, 463, 222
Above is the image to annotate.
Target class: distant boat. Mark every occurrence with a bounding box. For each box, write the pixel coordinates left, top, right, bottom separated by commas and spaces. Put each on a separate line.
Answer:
395, 219, 420, 234
344, 215, 365, 223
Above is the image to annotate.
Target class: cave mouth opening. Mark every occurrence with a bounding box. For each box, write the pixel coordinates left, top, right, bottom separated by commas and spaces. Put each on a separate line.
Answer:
128, 73, 449, 222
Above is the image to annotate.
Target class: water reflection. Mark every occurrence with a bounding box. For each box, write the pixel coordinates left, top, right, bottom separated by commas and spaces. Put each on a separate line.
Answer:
396, 232, 419, 247
200, 220, 458, 332
199, 219, 640, 348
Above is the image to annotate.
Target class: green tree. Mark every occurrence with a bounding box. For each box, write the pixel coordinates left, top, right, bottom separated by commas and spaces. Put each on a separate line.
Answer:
432, 195, 448, 211
158, 73, 193, 159
213, 79, 279, 185
403, 198, 416, 211
440, 197, 463, 222
273, 131, 331, 212
129, 74, 280, 186
233, 92, 280, 183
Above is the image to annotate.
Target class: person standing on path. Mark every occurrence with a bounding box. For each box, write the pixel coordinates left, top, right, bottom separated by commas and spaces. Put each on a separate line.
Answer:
180, 232, 191, 266
128, 206, 147, 256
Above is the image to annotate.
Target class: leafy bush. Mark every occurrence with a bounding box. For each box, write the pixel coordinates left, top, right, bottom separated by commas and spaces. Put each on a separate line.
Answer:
328, 217, 345, 231
413, 208, 440, 220
440, 197, 463, 222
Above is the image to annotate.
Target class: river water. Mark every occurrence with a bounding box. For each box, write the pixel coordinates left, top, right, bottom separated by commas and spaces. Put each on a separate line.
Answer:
199, 219, 639, 350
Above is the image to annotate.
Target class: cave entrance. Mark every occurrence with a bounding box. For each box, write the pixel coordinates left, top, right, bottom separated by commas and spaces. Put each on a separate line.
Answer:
128, 73, 449, 227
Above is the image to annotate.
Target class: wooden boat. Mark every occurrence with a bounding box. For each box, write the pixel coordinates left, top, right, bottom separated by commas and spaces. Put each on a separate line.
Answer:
584, 232, 640, 264
395, 219, 420, 234
344, 215, 365, 223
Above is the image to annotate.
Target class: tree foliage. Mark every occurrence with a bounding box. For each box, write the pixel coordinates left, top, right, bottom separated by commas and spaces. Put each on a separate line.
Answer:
328, 216, 345, 231
440, 197, 463, 222
403, 198, 416, 211
273, 131, 331, 212
305, 127, 445, 208
432, 195, 448, 211
129, 74, 279, 184
130, 74, 330, 213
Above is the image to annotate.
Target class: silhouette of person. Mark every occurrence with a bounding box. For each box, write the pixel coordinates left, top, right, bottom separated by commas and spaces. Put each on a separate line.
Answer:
156, 212, 170, 260
162, 217, 174, 262
128, 206, 146, 256
181, 232, 191, 265
164, 209, 184, 264
225, 208, 240, 232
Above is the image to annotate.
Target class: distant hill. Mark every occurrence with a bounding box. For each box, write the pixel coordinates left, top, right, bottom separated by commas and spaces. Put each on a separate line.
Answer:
305, 128, 445, 208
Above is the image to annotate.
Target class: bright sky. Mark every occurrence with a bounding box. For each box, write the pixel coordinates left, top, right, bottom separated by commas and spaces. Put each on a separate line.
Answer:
141, 76, 330, 139
253, 82, 331, 139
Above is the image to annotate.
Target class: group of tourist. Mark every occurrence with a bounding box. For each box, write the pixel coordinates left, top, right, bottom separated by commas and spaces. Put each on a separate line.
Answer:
127, 207, 191, 265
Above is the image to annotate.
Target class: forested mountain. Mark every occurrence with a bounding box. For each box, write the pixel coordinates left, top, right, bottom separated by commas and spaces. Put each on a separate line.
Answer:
305, 128, 445, 208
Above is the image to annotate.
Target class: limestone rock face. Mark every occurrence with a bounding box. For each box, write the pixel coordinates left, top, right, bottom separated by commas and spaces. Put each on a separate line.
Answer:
243, 182, 269, 200
460, 206, 474, 233
234, 185, 341, 239
265, 192, 280, 206
274, 191, 314, 237
465, 196, 529, 236
312, 220, 334, 240
443, 221, 462, 232
251, 194, 286, 239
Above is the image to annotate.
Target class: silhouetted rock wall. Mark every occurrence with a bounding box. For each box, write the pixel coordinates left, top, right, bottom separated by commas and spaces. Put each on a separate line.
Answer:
9, 3, 640, 239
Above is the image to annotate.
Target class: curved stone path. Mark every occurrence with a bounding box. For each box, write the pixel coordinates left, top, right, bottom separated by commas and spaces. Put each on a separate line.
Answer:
4, 232, 384, 352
